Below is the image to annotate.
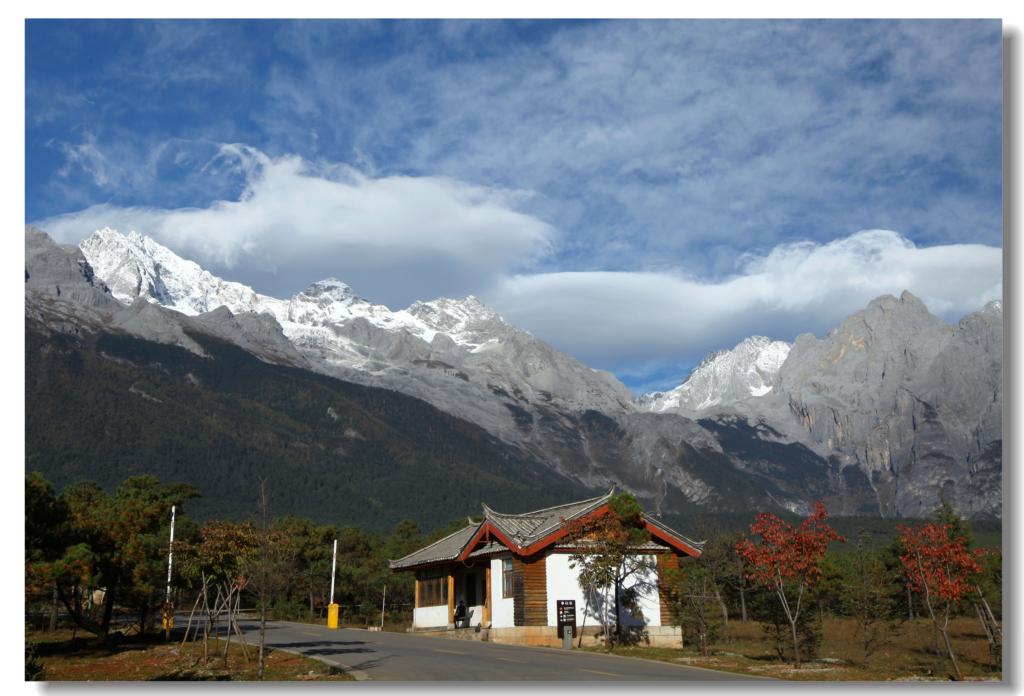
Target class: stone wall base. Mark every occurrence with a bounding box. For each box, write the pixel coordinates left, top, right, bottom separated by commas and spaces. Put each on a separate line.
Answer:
408, 625, 490, 641
408, 624, 683, 649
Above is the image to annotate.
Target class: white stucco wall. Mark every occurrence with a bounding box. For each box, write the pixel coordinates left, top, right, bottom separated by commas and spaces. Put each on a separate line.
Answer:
465, 604, 484, 627
545, 552, 661, 628
621, 554, 661, 628
414, 604, 449, 628
490, 557, 515, 628
546, 552, 604, 628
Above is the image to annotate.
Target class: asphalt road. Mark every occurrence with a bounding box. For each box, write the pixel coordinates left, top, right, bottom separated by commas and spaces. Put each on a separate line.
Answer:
197, 617, 763, 681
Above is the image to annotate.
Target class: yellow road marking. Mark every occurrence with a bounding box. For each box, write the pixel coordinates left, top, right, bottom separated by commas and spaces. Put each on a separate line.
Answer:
301, 631, 320, 637
496, 657, 526, 663
433, 648, 466, 655
578, 668, 623, 677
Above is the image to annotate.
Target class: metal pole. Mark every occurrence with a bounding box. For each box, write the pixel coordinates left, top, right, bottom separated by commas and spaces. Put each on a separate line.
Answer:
329, 539, 338, 605
381, 585, 387, 629
165, 505, 176, 603
163, 505, 176, 638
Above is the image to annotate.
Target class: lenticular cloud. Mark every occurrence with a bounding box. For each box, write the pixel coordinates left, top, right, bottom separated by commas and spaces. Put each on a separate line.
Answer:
35, 144, 554, 307
490, 230, 1002, 371
33, 145, 1002, 383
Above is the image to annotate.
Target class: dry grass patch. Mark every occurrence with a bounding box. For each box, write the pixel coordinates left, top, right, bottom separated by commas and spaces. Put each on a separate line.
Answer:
26, 628, 354, 681
587, 617, 1001, 681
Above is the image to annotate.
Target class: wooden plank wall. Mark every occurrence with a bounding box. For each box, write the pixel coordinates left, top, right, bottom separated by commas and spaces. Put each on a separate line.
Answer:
447, 573, 455, 624
512, 554, 548, 626
484, 564, 491, 624
657, 552, 680, 623
511, 562, 525, 627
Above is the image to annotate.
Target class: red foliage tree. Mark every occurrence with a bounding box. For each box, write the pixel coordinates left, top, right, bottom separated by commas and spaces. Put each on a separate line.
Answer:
898, 523, 983, 680
734, 502, 844, 666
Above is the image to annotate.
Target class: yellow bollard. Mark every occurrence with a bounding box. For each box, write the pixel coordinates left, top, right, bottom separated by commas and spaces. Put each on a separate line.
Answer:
327, 603, 340, 629
161, 602, 174, 639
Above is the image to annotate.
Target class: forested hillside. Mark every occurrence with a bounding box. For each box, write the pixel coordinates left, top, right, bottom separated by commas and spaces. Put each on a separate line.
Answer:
26, 320, 592, 529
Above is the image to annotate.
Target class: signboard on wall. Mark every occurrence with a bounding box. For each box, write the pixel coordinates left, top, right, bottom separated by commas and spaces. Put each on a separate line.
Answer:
556, 599, 576, 639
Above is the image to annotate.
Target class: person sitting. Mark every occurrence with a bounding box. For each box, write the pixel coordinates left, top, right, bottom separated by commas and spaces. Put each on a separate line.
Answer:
454, 600, 468, 628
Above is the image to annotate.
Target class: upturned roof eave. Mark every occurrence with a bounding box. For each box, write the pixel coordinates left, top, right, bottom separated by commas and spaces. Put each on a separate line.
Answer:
481, 487, 616, 547
387, 522, 481, 570
389, 488, 704, 570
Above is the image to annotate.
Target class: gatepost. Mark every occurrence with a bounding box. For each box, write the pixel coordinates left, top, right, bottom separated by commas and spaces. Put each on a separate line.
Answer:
557, 600, 576, 649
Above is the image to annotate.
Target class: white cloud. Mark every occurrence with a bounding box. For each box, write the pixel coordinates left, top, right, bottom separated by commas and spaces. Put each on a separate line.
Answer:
27, 22, 1003, 391
51, 131, 114, 187
488, 230, 1002, 376
35, 145, 554, 306
258, 19, 1001, 267
33, 145, 1001, 391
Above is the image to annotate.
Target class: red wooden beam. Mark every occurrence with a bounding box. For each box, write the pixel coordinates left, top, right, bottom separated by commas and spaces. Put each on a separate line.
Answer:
457, 521, 523, 561
406, 503, 701, 569
644, 522, 702, 557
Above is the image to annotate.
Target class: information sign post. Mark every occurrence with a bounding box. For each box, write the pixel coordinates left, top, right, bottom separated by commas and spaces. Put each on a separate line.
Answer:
557, 600, 576, 649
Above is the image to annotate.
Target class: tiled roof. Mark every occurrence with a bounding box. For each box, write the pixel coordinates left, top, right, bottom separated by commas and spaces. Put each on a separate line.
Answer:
466, 541, 507, 558
552, 539, 672, 552
482, 489, 614, 548
389, 488, 704, 570
389, 523, 480, 570
388, 491, 613, 570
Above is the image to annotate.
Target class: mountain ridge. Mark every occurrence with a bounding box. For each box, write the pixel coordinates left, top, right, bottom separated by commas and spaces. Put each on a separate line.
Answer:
27, 225, 1002, 520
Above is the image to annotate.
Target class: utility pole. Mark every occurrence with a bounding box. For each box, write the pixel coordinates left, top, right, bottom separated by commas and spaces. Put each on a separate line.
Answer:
328, 539, 339, 629
380, 585, 387, 629
162, 505, 176, 639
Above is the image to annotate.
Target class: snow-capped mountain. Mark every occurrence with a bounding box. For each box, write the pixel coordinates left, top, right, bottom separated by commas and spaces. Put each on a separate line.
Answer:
79, 227, 636, 447
81, 227, 490, 350
639, 336, 791, 414
33, 226, 1000, 519
82, 228, 522, 368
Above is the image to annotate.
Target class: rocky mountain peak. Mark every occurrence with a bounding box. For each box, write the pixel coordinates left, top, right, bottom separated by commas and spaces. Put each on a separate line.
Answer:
639, 335, 791, 414
862, 289, 931, 320
81, 226, 239, 314
407, 295, 500, 321
403, 295, 505, 347
299, 278, 359, 302
982, 299, 1002, 315
29, 225, 1005, 520
73, 226, 636, 421
25, 226, 115, 310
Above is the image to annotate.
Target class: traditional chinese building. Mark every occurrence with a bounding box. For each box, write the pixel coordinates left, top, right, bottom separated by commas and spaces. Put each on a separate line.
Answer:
389, 489, 703, 647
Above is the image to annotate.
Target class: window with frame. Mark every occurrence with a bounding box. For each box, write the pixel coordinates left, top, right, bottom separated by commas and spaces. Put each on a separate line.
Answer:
419, 572, 448, 607
502, 558, 515, 598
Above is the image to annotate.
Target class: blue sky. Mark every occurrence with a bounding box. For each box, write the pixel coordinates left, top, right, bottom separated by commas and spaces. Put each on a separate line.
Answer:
26, 19, 1003, 392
